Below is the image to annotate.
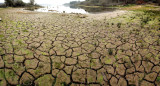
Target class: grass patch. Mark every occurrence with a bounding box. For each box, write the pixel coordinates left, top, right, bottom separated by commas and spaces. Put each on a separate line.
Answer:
24, 6, 42, 11
156, 77, 160, 82
116, 5, 160, 11
54, 62, 62, 69
90, 59, 96, 66
78, 5, 103, 8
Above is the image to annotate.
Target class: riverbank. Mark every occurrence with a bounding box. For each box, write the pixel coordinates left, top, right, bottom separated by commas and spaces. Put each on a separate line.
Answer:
87, 10, 128, 20
0, 8, 160, 86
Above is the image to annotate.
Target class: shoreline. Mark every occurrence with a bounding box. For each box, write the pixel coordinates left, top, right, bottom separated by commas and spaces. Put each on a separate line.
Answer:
20, 7, 128, 20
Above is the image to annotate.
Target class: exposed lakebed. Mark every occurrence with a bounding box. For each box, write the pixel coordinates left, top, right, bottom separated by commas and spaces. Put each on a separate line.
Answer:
0, 7, 160, 86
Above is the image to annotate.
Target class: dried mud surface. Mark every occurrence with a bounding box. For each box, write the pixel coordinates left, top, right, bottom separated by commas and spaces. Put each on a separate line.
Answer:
0, 8, 160, 86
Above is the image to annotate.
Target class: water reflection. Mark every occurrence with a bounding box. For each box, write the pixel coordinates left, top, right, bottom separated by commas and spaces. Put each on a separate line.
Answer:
81, 7, 116, 14
35, 4, 88, 14
34, 4, 116, 14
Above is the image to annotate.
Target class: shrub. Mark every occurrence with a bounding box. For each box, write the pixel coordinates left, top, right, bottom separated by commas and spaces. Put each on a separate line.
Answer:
117, 23, 121, 28
108, 48, 113, 55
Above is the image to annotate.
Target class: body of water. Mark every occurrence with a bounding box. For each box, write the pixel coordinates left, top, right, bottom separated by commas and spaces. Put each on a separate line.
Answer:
35, 4, 88, 14
34, 3, 116, 14
1, 0, 116, 14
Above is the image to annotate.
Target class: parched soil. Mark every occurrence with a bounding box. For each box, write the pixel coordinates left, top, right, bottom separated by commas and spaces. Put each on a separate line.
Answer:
0, 8, 160, 86
87, 10, 128, 20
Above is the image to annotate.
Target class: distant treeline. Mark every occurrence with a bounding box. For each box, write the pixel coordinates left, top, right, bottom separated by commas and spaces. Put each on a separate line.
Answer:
0, 0, 36, 7
80, 0, 160, 6
64, 1, 81, 6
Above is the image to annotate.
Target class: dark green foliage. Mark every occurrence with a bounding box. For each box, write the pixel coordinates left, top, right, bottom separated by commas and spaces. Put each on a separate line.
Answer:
137, 10, 160, 27
142, 16, 149, 24
143, 10, 160, 16
112, 23, 114, 25
14, 0, 25, 7
144, 0, 160, 4
5, 0, 14, 7
108, 48, 113, 55
80, 0, 160, 6
128, 84, 136, 86
8, 71, 16, 78
0, 70, 5, 78
5, 0, 25, 7
117, 23, 121, 28
80, 0, 134, 6
4, 0, 39, 7
61, 82, 68, 86
157, 77, 160, 82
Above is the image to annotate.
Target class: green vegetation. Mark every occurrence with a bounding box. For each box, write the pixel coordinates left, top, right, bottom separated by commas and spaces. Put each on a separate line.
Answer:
61, 82, 67, 86
1, 0, 42, 11
54, 62, 62, 69
24, 5, 42, 11
6, 70, 16, 80
108, 48, 113, 55
0, 2, 160, 86
35, 75, 54, 86
23, 80, 33, 86
120, 5, 160, 11
5, 0, 26, 7
105, 56, 112, 64
0, 70, 5, 78
13, 63, 21, 70
156, 77, 160, 82
80, 0, 160, 7
97, 75, 103, 84
35, 69, 41, 75
91, 59, 97, 66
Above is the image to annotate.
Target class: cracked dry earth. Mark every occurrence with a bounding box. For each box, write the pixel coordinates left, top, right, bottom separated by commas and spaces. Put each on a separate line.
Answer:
0, 8, 160, 86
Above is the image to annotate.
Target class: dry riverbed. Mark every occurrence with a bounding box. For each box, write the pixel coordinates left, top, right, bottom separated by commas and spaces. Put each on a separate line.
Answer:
87, 10, 128, 20
0, 8, 160, 86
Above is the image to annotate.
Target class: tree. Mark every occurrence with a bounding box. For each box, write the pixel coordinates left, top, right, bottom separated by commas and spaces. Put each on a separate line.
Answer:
5, 0, 14, 6
30, 0, 35, 5
157, 0, 160, 5
82, 0, 160, 6
14, 0, 25, 7
5, 0, 25, 7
